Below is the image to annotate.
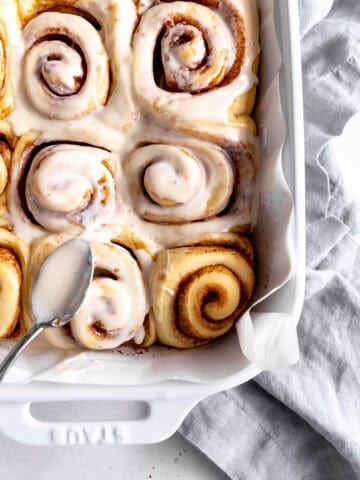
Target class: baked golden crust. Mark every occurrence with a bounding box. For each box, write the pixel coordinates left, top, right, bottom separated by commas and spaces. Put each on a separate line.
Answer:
0, 228, 28, 339
150, 233, 255, 349
0, 20, 14, 119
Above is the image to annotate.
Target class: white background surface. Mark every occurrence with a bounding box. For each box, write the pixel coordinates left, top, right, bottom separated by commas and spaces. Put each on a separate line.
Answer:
0, 431, 227, 479
0, 397, 227, 479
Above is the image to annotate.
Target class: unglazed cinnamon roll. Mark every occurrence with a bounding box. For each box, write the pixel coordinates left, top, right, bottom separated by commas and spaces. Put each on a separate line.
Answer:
17, 1, 110, 120
151, 233, 255, 348
0, 228, 28, 339
24, 235, 152, 350
0, 19, 13, 119
132, 0, 260, 136
10, 131, 117, 239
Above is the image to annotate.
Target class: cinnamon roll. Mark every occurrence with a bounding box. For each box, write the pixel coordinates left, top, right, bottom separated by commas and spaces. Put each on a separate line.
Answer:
0, 18, 13, 119
0, 121, 15, 227
122, 124, 257, 244
0, 228, 28, 340
132, 0, 259, 136
151, 233, 255, 348
10, 131, 117, 238
24, 235, 151, 350
18, 2, 110, 120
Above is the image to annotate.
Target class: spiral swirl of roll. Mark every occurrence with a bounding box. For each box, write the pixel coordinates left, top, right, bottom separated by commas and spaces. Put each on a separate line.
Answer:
134, 1, 241, 92
70, 243, 148, 349
24, 143, 116, 232
125, 143, 234, 223
0, 229, 28, 339
27, 239, 149, 350
151, 233, 255, 348
22, 11, 110, 119
133, 0, 259, 135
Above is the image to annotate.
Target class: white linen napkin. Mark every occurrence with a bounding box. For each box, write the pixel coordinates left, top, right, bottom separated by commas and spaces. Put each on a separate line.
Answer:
180, 1, 360, 478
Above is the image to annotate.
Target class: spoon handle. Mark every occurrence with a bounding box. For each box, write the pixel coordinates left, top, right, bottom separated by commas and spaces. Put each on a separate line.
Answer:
0, 324, 45, 382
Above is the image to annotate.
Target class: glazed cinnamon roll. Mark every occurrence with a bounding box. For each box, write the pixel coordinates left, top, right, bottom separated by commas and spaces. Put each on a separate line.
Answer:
24, 236, 151, 350
127, 143, 234, 223
122, 124, 257, 244
151, 233, 255, 348
10, 131, 117, 238
133, 0, 259, 136
0, 19, 13, 118
0, 228, 28, 340
18, 2, 110, 120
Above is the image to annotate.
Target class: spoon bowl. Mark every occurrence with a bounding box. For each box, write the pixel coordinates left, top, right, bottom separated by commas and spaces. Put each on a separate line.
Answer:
0, 238, 94, 382
31, 238, 94, 328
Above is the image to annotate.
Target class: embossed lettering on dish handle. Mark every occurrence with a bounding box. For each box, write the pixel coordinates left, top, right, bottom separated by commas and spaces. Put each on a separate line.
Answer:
50, 425, 125, 445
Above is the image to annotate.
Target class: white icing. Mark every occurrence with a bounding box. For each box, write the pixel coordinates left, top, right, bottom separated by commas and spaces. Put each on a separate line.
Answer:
162, 24, 207, 74
32, 239, 91, 323
125, 143, 234, 222
6, 0, 137, 137
133, 326, 146, 345
25, 144, 116, 232
69, 244, 147, 349
43, 241, 148, 350
160, 14, 230, 92
163, 287, 175, 297
132, 0, 260, 134
22, 12, 109, 120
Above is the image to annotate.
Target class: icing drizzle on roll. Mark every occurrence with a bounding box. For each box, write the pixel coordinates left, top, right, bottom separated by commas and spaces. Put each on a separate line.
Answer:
125, 142, 234, 223
22, 12, 110, 119
10, 132, 118, 240
132, 0, 260, 136
25, 144, 115, 232
159, 7, 235, 93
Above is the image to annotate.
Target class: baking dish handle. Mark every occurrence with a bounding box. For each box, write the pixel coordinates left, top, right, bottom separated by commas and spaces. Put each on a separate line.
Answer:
0, 397, 201, 445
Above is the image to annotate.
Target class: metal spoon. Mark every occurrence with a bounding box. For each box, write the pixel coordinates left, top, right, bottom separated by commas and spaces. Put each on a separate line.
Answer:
0, 238, 94, 382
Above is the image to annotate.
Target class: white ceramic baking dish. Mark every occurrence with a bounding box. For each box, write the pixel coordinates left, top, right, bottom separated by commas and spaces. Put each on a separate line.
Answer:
0, 0, 305, 446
